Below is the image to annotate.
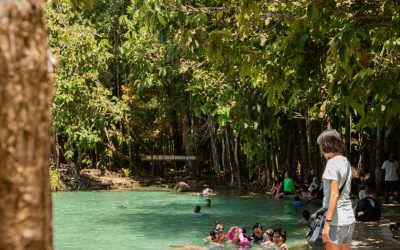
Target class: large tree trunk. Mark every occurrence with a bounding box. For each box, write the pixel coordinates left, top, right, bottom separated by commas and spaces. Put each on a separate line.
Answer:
0, 1, 53, 249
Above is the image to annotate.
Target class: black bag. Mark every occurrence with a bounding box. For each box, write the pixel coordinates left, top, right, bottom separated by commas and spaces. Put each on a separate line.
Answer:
306, 207, 327, 250
306, 165, 350, 249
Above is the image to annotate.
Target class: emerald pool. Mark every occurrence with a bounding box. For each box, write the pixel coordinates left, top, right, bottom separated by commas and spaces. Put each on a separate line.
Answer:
53, 190, 317, 249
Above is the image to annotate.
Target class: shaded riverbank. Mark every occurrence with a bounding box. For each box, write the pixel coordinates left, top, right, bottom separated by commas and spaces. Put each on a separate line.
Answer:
352, 204, 400, 249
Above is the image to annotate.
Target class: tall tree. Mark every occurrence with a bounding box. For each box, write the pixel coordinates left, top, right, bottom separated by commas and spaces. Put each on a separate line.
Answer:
0, 1, 53, 249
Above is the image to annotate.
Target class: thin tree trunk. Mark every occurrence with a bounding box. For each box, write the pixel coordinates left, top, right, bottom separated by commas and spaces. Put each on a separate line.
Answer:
234, 134, 241, 189
264, 149, 273, 189
0, 1, 53, 249
180, 101, 194, 176
224, 130, 239, 189
375, 128, 383, 193
220, 134, 225, 171
209, 124, 219, 174
345, 117, 351, 159
55, 134, 60, 169
299, 120, 309, 177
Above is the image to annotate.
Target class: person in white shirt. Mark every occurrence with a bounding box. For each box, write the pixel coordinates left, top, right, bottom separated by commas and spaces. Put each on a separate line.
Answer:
202, 185, 213, 197
381, 153, 399, 203
317, 129, 355, 250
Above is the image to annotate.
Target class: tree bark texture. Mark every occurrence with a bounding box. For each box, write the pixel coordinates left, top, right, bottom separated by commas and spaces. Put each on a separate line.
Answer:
0, 1, 53, 249
180, 101, 195, 176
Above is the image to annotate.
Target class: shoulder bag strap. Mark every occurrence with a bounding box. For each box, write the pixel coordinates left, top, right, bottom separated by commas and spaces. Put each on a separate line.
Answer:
338, 164, 351, 196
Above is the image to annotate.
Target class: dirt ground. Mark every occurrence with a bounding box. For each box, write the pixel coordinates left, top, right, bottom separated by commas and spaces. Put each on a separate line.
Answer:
351, 204, 400, 249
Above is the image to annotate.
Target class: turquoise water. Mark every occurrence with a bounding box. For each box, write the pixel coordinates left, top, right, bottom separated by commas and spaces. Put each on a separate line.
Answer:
52, 190, 318, 250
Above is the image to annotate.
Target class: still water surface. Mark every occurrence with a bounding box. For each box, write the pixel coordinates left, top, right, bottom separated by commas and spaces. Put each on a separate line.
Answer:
53, 190, 318, 250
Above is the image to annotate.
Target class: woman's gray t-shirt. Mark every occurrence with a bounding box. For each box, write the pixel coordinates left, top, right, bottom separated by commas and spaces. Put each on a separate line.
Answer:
322, 155, 355, 226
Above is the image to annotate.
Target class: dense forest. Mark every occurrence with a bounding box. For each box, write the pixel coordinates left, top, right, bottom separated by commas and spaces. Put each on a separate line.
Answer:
46, 0, 400, 191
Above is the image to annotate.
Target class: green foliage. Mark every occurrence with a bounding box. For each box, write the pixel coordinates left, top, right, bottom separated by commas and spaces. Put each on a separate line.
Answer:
46, 0, 400, 179
46, 0, 130, 166
122, 168, 131, 177
50, 167, 64, 191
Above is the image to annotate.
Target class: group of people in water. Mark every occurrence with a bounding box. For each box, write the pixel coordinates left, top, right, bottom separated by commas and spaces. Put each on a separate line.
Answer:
189, 130, 399, 250
207, 221, 288, 250
192, 185, 292, 249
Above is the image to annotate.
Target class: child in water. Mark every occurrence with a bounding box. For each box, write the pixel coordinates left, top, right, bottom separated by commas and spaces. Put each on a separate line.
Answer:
249, 223, 266, 244
290, 195, 306, 207
299, 210, 310, 226
227, 226, 250, 249
273, 228, 288, 250
262, 228, 275, 248
209, 229, 227, 246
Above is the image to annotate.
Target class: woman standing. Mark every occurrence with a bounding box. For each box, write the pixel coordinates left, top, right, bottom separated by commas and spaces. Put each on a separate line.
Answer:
317, 130, 355, 250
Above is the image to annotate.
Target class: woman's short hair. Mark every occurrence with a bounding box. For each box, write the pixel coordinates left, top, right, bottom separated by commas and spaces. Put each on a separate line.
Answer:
317, 129, 344, 153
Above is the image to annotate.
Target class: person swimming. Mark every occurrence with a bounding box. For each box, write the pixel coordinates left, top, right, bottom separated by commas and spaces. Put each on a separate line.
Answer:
262, 228, 275, 248
290, 195, 306, 207
209, 229, 227, 246
227, 226, 250, 248
299, 210, 310, 226
273, 228, 288, 250
194, 205, 201, 214
249, 223, 266, 244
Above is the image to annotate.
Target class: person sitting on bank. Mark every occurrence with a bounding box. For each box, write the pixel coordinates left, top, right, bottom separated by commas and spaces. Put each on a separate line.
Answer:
283, 173, 295, 195
271, 177, 282, 197
308, 177, 320, 196
354, 190, 381, 221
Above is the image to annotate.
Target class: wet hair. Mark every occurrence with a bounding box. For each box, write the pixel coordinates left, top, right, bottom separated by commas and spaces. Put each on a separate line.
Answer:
252, 223, 263, 231
317, 130, 344, 153
273, 228, 287, 243
210, 229, 220, 240
302, 210, 310, 220
265, 228, 274, 239
194, 205, 201, 213
206, 199, 211, 206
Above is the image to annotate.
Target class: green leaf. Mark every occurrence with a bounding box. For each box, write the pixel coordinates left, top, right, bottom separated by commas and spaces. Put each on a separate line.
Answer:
157, 14, 167, 27
353, 68, 374, 80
